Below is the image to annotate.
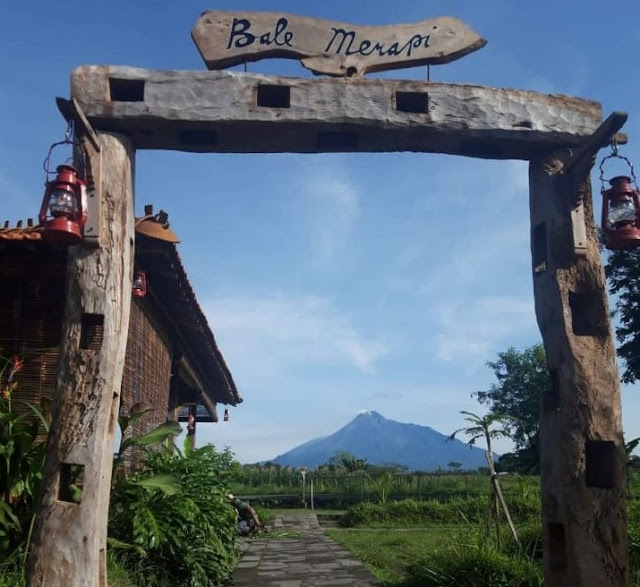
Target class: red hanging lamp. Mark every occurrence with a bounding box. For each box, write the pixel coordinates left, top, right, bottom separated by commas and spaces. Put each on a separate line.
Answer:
187, 409, 196, 436
132, 270, 147, 298
38, 124, 88, 246
599, 144, 640, 251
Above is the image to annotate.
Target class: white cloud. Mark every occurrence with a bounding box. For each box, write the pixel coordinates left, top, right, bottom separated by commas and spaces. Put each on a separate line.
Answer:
204, 294, 389, 382
433, 295, 537, 364
295, 160, 360, 264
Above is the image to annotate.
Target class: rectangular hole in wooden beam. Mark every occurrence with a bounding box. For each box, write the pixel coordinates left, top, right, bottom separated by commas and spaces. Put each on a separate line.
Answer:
256, 84, 291, 108
547, 523, 568, 571
317, 131, 358, 150
568, 290, 607, 337
532, 222, 548, 274
179, 130, 218, 147
58, 463, 84, 503
109, 78, 145, 102
395, 91, 429, 113
81, 313, 104, 350
585, 440, 617, 489
543, 368, 560, 412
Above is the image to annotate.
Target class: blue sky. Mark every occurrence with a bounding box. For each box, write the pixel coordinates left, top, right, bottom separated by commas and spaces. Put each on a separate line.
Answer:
3, 0, 640, 463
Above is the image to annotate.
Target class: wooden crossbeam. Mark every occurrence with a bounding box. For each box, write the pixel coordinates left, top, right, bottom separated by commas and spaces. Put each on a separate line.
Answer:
70, 65, 605, 160
566, 111, 628, 180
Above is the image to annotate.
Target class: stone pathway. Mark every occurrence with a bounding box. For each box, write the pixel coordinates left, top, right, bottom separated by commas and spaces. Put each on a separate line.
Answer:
229, 513, 379, 586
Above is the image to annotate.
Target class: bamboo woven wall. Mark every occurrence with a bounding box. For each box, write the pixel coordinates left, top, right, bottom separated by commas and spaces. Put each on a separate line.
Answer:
0, 250, 66, 412
120, 299, 173, 469
1, 250, 175, 470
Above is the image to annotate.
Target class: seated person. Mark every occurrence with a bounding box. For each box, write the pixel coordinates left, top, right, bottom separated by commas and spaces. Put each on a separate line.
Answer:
228, 494, 263, 535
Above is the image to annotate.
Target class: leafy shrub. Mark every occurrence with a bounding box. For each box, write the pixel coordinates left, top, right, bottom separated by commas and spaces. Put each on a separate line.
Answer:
0, 354, 48, 568
340, 496, 540, 528
629, 522, 640, 583
404, 546, 543, 587
109, 444, 239, 587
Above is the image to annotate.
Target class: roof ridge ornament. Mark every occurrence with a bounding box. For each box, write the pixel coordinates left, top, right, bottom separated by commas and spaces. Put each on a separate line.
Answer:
192, 11, 487, 77
135, 204, 180, 243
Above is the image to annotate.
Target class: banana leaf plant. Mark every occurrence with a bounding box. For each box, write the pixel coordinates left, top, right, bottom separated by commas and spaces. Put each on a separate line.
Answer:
112, 402, 182, 496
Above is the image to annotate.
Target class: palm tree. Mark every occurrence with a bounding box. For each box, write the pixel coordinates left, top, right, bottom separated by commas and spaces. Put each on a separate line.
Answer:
448, 411, 518, 545
447, 411, 509, 473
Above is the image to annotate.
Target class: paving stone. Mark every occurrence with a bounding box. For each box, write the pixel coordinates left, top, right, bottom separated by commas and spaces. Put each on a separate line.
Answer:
229, 514, 379, 586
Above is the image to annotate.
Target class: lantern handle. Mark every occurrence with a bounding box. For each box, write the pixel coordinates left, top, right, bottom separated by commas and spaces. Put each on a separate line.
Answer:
42, 120, 87, 180
598, 139, 638, 192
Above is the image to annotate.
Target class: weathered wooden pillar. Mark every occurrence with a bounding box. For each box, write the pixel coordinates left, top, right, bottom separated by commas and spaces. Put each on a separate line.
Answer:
529, 152, 628, 586
27, 132, 135, 587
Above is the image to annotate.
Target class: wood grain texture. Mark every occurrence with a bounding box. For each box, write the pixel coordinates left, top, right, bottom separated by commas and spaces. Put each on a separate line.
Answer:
529, 154, 628, 587
191, 11, 487, 77
27, 133, 135, 587
70, 66, 603, 159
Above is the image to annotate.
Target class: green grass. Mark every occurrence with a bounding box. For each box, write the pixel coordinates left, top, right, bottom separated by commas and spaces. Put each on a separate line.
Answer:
0, 558, 139, 587
0, 571, 24, 587
326, 527, 544, 587
264, 507, 346, 515
107, 555, 144, 587
326, 528, 460, 585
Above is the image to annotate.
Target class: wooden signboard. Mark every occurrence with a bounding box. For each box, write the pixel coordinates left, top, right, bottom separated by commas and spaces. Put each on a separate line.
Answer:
192, 11, 487, 77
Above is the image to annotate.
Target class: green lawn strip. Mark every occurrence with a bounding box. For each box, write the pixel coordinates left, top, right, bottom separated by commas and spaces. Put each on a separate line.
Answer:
325, 528, 460, 586
263, 508, 346, 515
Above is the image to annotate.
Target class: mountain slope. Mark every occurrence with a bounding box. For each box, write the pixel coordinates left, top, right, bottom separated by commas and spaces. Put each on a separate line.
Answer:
271, 411, 495, 471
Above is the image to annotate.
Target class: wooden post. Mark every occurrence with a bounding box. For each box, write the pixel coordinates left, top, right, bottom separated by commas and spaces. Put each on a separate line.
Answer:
529, 152, 628, 586
27, 132, 135, 587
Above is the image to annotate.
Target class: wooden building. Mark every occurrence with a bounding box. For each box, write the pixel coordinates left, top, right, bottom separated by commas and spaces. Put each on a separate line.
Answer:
0, 206, 241, 456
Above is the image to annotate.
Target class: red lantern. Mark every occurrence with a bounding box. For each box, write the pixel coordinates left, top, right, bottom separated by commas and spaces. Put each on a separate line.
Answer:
601, 175, 640, 251
132, 270, 147, 298
224, 409, 229, 422
38, 164, 87, 245
187, 411, 196, 436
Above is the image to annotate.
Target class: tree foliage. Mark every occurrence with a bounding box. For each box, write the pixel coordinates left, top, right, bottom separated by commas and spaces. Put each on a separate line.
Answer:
447, 411, 510, 456
605, 247, 640, 383
327, 451, 368, 473
474, 344, 549, 473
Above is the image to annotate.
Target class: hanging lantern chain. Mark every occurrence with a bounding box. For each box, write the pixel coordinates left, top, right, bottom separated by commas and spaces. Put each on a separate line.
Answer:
598, 137, 638, 192
42, 119, 87, 180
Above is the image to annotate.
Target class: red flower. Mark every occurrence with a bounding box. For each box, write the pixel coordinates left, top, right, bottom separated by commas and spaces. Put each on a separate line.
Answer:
12, 356, 24, 374
6, 356, 24, 385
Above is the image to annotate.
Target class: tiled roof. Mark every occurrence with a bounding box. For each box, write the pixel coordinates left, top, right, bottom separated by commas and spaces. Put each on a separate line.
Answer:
0, 220, 43, 240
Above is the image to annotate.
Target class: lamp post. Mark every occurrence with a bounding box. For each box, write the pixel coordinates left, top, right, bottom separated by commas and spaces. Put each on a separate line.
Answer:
301, 469, 307, 508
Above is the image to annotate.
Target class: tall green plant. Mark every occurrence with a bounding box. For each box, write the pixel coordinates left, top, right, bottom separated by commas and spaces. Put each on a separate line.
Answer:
109, 444, 239, 587
0, 354, 49, 567
368, 472, 394, 507
114, 402, 182, 472
448, 411, 518, 546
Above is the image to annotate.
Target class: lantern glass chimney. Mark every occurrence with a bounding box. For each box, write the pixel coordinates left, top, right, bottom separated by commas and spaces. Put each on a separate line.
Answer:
49, 188, 76, 216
